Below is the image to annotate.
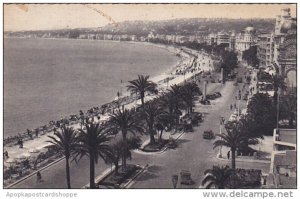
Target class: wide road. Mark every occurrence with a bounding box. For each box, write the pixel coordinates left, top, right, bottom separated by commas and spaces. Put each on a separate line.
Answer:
129, 66, 270, 188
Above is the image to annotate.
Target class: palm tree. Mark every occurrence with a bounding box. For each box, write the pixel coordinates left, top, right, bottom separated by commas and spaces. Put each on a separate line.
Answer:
160, 85, 184, 114
47, 126, 78, 188
142, 102, 165, 144
127, 75, 158, 107
179, 82, 201, 114
74, 123, 112, 189
105, 136, 141, 174
106, 108, 144, 169
213, 123, 259, 169
201, 165, 234, 189
280, 94, 297, 128
160, 85, 185, 127
271, 74, 287, 105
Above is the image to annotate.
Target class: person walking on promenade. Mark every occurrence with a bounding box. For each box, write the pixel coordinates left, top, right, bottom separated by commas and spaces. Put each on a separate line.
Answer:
227, 151, 230, 160
4, 151, 9, 159
36, 171, 42, 183
230, 104, 233, 110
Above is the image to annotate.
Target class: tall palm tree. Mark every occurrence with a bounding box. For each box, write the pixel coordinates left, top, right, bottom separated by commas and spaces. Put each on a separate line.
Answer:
280, 94, 297, 128
201, 165, 234, 189
160, 85, 184, 114
74, 123, 112, 189
180, 82, 201, 114
127, 75, 158, 107
213, 123, 258, 169
271, 74, 287, 105
160, 85, 185, 127
142, 102, 165, 144
47, 126, 78, 188
105, 136, 141, 174
106, 108, 144, 169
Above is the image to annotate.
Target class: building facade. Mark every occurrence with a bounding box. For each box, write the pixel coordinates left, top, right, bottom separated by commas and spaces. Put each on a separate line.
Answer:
235, 26, 257, 61
257, 33, 274, 68
216, 32, 230, 46
272, 8, 297, 92
269, 129, 296, 188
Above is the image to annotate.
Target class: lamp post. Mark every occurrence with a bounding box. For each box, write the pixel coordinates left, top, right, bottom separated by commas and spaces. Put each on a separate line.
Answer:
276, 90, 280, 129
79, 110, 84, 131
218, 117, 225, 158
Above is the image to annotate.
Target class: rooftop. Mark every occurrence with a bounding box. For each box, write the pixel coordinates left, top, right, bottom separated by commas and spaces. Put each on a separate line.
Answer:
278, 129, 296, 145
274, 150, 296, 166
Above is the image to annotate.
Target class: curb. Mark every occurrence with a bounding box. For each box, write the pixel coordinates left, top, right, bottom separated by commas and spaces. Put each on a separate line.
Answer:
121, 164, 149, 188
6, 156, 65, 188
82, 165, 116, 188
216, 156, 270, 164
133, 130, 185, 155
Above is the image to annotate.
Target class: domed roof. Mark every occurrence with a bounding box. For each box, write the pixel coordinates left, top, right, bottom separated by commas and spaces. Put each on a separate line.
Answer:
280, 19, 297, 33
244, 26, 256, 33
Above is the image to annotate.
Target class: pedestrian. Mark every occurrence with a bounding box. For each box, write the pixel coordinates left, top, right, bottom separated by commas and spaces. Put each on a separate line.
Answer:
234, 103, 236, 109
4, 151, 9, 159
230, 104, 233, 110
36, 171, 42, 183
227, 151, 230, 160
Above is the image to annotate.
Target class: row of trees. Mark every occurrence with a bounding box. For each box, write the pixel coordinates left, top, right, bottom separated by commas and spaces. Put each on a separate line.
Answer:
47, 75, 202, 188
242, 46, 259, 68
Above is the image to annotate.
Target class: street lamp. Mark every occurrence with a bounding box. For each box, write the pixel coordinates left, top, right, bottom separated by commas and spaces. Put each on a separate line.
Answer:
218, 117, 225, 158
79, 110, 84, 131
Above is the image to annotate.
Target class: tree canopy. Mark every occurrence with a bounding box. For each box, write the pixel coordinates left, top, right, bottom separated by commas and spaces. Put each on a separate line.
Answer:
242, 46, 259, 68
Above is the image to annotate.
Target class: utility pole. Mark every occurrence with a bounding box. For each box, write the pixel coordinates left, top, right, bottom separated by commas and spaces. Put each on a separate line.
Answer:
276, 90, 280, 129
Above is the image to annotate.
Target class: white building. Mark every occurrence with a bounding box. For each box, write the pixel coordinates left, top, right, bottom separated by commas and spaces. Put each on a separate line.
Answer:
235, 26, 257, 61
269, 129, 296, 188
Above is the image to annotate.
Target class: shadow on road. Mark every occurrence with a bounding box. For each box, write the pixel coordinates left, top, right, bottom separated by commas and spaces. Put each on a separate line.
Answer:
176, 139, 191, 146
135, 171, 158, 181
147, 165, 163, 172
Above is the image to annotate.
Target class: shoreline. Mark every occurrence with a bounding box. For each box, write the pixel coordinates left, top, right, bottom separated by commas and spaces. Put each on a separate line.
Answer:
4, 38, 181, 138
3, 38, 190, 140
3, 38, 216, 188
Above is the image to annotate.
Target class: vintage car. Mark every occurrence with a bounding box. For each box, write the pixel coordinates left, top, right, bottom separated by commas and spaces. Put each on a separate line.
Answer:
203, 130, 215, 139
180, 170, 194, 185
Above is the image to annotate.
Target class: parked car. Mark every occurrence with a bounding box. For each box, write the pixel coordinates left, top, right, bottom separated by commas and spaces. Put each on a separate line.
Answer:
180, 170, 195, 185
214, 92, 222, 98
206, 94, 216, 100
199, 99, 211, 105
228, 114, 238, 122
203, 130, 215, 139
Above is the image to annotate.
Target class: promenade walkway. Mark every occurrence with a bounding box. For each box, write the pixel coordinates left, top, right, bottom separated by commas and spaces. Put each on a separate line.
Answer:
6, 47, 215, 188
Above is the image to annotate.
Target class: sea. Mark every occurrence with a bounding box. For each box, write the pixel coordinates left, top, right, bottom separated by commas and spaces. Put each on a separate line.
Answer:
3, 38, 179, 137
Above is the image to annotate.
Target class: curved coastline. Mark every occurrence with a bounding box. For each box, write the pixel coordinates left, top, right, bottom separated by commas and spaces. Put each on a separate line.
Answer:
3, 38, 182, 139
4, 38, 215, 188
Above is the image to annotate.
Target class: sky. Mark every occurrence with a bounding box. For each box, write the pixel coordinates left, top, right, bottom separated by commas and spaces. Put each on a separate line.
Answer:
4, 4, 297, 31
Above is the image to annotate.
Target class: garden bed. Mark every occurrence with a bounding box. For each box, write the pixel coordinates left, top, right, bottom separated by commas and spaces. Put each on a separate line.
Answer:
98, 164, 141, 188
141, 139, 170, 152
227, 169, 262, 188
